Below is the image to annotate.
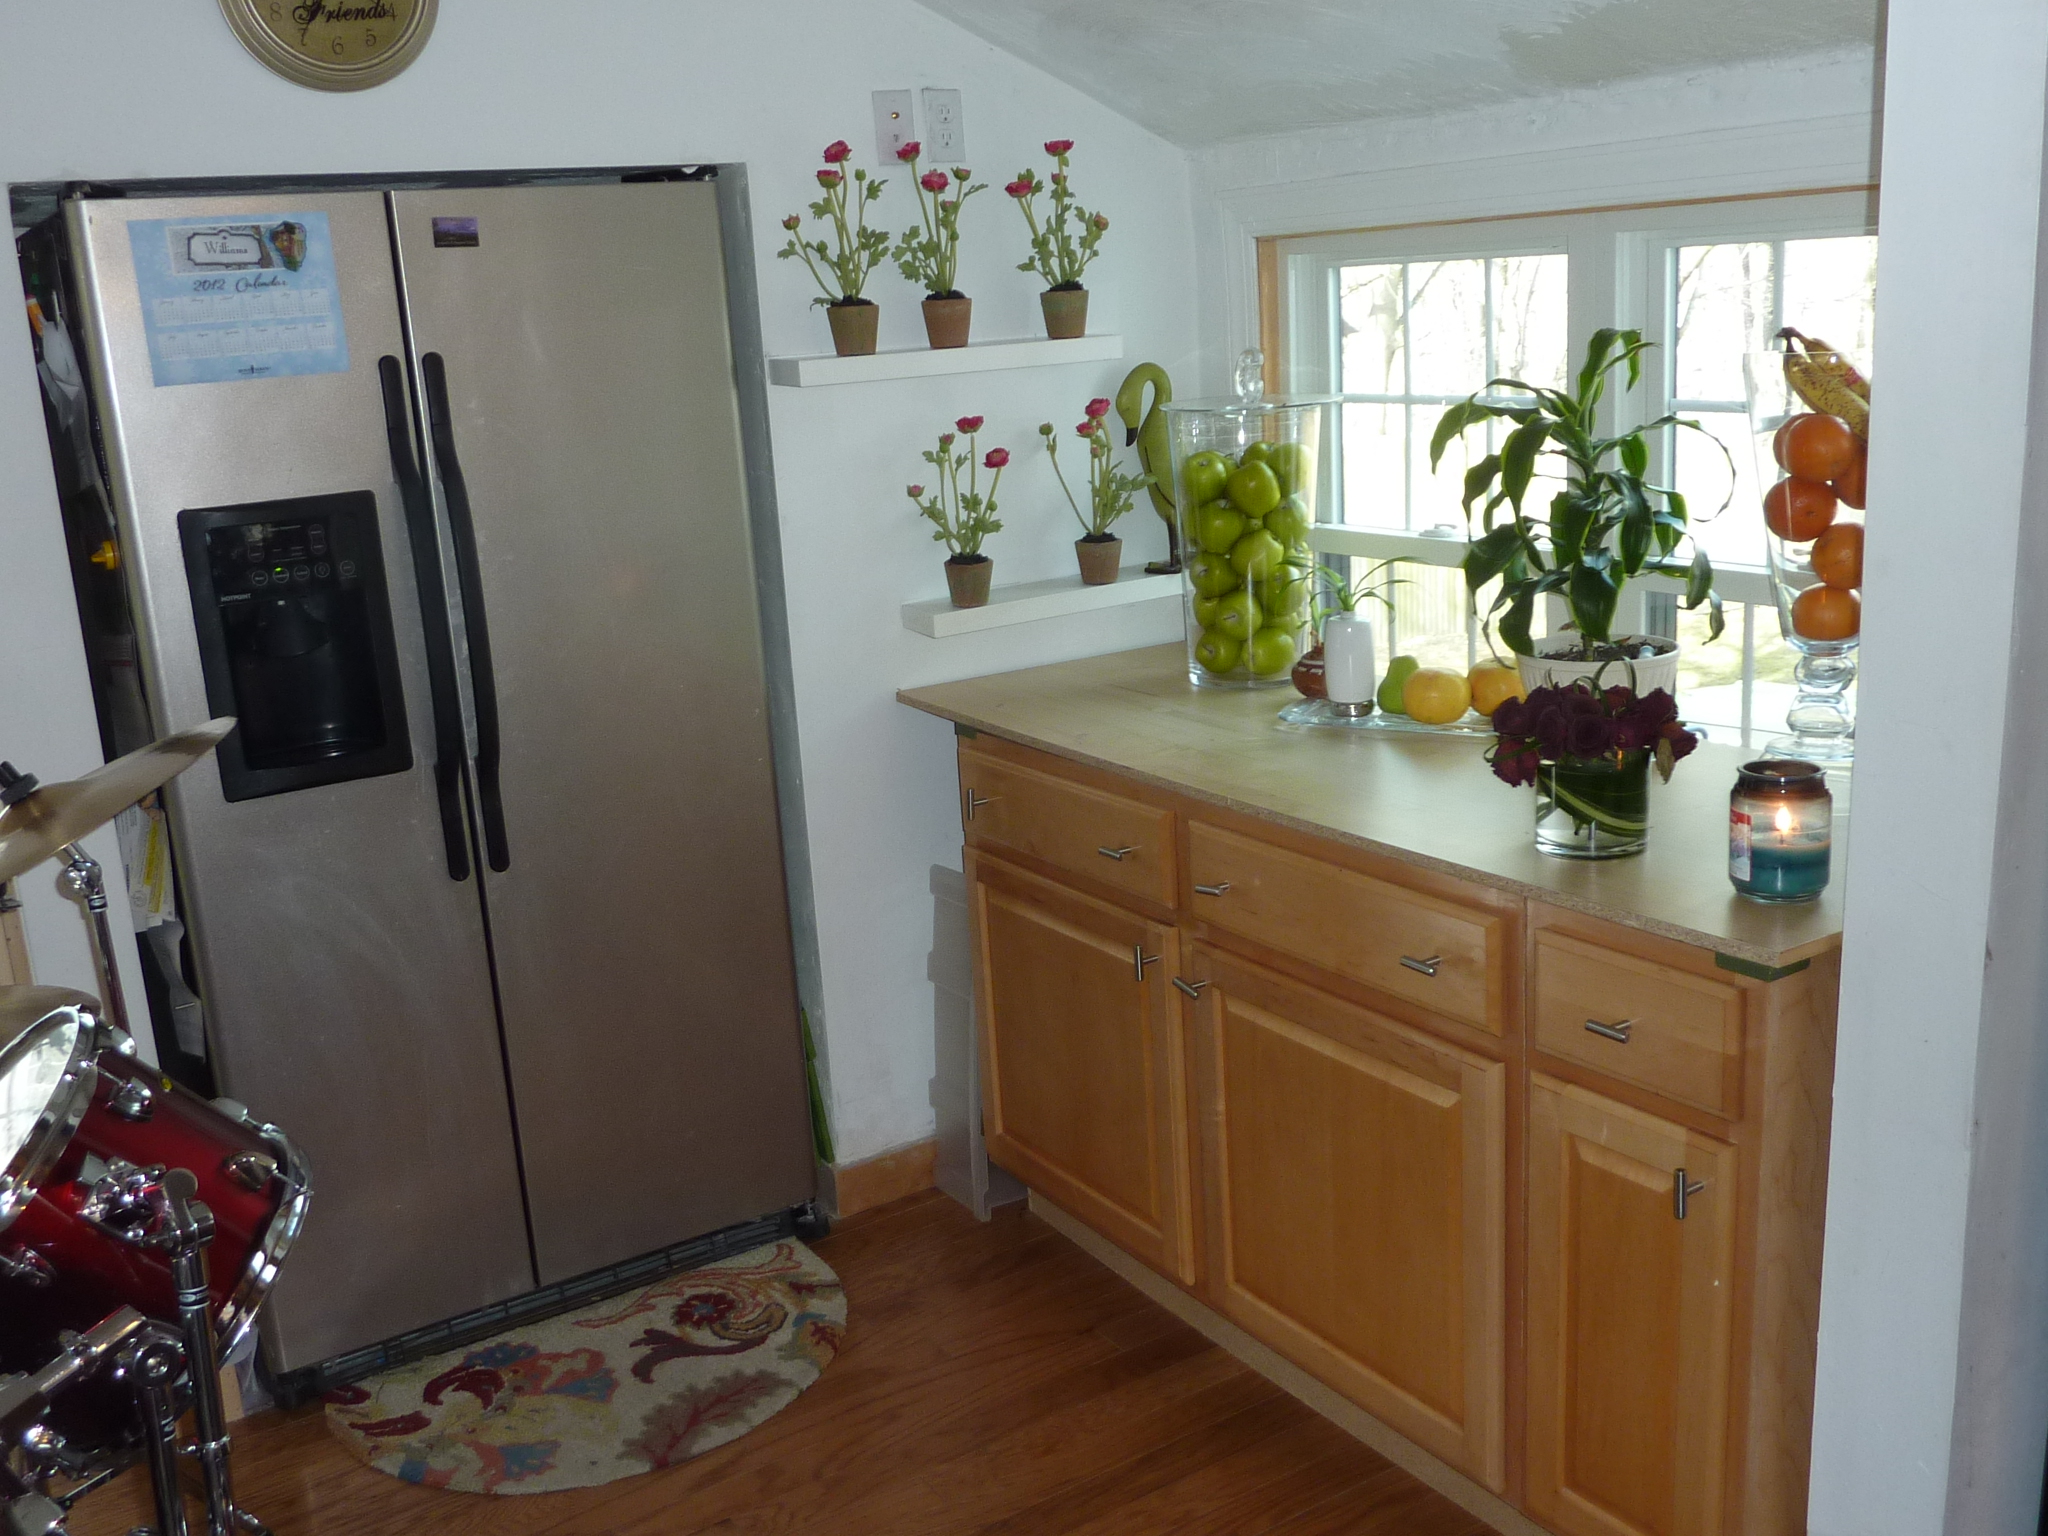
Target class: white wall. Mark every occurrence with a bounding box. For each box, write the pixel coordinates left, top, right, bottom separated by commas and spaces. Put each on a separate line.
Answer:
0, 1, 1197, 1162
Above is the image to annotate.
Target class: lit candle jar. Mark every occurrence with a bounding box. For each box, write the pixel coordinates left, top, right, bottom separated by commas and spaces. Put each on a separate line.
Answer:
1729, 760, 1832, 903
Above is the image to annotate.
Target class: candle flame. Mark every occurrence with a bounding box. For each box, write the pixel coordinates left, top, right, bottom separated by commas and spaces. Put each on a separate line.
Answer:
1774, 805, 1795, 835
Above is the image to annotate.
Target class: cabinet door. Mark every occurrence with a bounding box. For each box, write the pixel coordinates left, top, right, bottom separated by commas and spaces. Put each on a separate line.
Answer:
967, 851, 1195, 1282
1191, 946, 1506, 1487
1527, 1075, 1738, 1536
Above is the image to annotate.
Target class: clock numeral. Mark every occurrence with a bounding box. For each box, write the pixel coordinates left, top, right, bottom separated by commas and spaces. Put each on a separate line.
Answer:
268, 0, 280, 16
332, 36, 345, 54
365, 29, 377, 46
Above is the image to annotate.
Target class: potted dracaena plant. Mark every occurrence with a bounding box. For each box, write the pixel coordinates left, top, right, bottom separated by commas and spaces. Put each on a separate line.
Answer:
908, 416, 1009, 608
892, 142, 986, 349
1041, 397, 1151, 585
1431, 327, 1731, 696
1006, 139, 1109, 339
777, 139, 889, 356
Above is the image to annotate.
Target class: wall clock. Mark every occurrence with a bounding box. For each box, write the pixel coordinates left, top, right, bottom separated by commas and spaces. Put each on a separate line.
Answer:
218, 0, 437, 91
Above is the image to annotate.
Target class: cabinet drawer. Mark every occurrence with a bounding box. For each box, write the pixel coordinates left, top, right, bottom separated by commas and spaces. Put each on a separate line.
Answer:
960, 746, 1176, 907
1533, 931, 1743, 1118
1185, 821, 1502, 1033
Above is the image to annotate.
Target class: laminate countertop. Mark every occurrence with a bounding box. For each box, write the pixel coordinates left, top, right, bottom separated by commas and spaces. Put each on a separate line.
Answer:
899, 643, 1845, 971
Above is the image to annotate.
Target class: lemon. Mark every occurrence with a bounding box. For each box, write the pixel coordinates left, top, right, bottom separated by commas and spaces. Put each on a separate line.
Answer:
1403, 668, 1471, 725
1468, 663, 1526, 718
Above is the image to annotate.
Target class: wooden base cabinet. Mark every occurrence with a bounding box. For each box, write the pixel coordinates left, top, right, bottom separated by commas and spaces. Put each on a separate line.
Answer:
966, 850, 1196, 1283
1188, 947, 1507, 1488
1525, 1075, 1738, 1536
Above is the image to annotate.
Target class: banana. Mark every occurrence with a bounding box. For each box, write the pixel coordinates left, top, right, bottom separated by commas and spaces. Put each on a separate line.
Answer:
1777, 327, 1870, 439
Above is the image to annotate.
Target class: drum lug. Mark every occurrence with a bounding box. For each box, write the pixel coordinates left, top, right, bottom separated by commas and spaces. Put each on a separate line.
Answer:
0, 1244, 56, 1288
223, 1153, 278, 1193
108, 1078, 156, 1122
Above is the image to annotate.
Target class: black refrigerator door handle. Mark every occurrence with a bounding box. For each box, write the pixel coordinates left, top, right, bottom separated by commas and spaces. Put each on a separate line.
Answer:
420, 351, 511, 874
380, 354, 470, 883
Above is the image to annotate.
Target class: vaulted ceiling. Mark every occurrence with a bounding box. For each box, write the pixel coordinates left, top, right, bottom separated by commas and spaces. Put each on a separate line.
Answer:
919, 0, 1885, 147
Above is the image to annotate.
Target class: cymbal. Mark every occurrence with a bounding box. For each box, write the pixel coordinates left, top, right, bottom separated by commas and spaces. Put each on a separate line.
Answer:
0, 720, 234, 887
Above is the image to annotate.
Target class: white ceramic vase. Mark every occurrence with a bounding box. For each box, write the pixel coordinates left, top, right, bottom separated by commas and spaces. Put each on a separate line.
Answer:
1515, 635, 1680, 700
1323, 614, 1377, 708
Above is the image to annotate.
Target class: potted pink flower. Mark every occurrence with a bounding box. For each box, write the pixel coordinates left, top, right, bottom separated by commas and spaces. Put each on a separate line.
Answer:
1007, 139, 1109, 339
1042, 397, 1150, 585
777, 139, 890, 356
892, 142, 987, 349
908, 415, 1009, 607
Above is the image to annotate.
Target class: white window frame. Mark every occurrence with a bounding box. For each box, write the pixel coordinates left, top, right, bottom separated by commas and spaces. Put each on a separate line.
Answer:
1266, 190, 1876, 744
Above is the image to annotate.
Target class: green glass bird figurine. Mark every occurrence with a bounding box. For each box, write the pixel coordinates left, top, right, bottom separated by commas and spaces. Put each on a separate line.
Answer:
1116, 362, 1179, 573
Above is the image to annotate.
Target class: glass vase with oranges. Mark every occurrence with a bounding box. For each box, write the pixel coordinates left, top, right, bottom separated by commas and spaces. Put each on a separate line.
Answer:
1743, 333, 1868, 765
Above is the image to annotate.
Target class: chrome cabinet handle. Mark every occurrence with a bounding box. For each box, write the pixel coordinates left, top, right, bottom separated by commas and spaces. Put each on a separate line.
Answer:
1674, 1169, 1708, 1221
1133, 946, 1160, 981
1399, 954, 1441, 978
965, 790, 994, 821
1172, 977, 1209, 999
1584, 1018, 1635, 1044
1194, 882, 1232, 897
1098, 845, 1138, 861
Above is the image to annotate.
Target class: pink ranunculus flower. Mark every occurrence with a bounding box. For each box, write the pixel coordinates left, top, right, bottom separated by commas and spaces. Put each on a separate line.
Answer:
952, 167, 972, 181
1050, 172, 1066, 186
907, 484, 925, 498
816, 169, 842, 186
1092, 213, 1109, 231
956, 415, 985, 434
822, 140, 852, 164
896, 141, 922, 162
983, 448, 1010, 469
1085, 397, 1111, 419
1004, 179, 1033, 198
782, 214, 801, 230
1075, 420, 1095, 437
938, 433, 955, 449
1044, 139, 1075, 156
921, 170, 950, 193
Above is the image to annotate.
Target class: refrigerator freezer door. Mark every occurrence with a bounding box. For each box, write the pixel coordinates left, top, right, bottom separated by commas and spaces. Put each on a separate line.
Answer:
391, 182, 815, 1284
65, 194, 536, 1368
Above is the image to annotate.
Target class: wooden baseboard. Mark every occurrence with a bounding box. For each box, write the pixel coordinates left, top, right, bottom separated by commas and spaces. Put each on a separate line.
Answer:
1029, 1191, 1549, 1536
824, 1138, 938, 1220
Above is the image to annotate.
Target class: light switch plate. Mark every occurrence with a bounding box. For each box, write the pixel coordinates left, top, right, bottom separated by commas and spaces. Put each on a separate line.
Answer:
872, 89, 914, 164
922, 88, 965, 162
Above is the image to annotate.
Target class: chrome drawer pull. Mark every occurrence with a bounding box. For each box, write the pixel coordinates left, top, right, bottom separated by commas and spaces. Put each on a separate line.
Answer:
1098, 845, 1137, 861
1132, 946, 1160, 981
1674, 1169, 1708, 1221
1584, 1018, 1635, 1044
1172, 977, 1209, 999
1193, 882, 1232, 897
1399, 954, 1441, 978
965, 789, 994, 820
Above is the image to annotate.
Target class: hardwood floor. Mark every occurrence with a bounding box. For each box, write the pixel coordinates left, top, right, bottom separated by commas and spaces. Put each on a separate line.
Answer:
67, 1192, 1499, 1535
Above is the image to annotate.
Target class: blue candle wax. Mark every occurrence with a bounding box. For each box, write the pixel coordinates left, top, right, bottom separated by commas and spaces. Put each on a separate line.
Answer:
1741, 841, 1830, 901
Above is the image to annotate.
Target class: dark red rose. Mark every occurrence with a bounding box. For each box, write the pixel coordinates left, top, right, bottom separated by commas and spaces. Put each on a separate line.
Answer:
1566, 712, 1615, 759
1490, 697, 1532, 737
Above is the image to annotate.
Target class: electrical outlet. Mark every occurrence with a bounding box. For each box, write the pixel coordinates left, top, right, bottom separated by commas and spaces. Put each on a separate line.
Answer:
922, 88, 965, 163
871, 90, 914, 164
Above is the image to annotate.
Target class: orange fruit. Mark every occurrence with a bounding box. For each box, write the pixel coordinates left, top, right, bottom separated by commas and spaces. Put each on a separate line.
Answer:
1775, 413, 1858, 482
1832, 439, 1868, 510
1810, 523, 1864, 590
1467, 663, 1525, 718
1763, 477, 1838, 543
1792, 585, 1860, 641
1402, 668, 1471, 725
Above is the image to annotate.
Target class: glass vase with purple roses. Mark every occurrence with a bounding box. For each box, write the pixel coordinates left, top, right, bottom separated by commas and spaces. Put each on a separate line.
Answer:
1488, 672, 1699, 859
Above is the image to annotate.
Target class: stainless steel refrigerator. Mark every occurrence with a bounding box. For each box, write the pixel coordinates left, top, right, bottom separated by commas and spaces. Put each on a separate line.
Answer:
45, 172, 817, 1376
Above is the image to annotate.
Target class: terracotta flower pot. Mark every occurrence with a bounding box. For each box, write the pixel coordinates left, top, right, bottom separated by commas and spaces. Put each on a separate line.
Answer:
1040, 287, 1089, 340
1075, 535, 1122, 586
945, 555, 992, 608
922, 295, 972, 349
826, 300, 878, 357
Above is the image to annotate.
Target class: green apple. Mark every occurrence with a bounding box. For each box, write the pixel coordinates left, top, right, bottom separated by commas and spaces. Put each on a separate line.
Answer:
1192, 499, 1248, 555
1258, 566, 1311, 622
1247, 626, 1299, 677
1225, 460, 1282, 517
1239, 441, 1275, 466
1265, 441, 1311, 496
1180, 450, 1230, 507
1194, 627, 1242, 676
1228, 528, 1285, 581
1191, 591, 1223, 630
1212, 587, 1264, 641
1186, 550, 1240, 598
1263, 493, 1311, 547
1377, 654, 1421, 714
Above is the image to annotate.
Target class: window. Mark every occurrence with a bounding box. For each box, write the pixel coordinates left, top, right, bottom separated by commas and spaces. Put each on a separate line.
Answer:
1266, 192, 1877, 749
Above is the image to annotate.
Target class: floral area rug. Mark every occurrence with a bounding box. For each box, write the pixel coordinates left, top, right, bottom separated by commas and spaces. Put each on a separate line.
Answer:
324, 1239, 843, 1494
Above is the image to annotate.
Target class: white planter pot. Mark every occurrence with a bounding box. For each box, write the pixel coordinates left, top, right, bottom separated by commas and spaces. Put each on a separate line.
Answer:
1516, 636, 1680, 700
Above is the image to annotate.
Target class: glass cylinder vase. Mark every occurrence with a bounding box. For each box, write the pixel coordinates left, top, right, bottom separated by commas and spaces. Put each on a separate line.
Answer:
1164, 373, 1336, 689
1535, 752, 1651, 859
1741, 347, 1868, 764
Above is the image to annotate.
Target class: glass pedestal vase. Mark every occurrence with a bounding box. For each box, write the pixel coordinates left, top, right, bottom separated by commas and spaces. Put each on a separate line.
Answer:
1535, 752, 1650, 860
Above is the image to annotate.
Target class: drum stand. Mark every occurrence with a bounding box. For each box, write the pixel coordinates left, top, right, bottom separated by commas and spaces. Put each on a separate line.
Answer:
57, 844, 132, 1042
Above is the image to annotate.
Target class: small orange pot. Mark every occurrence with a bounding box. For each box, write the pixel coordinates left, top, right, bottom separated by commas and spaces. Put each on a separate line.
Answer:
1040, 287, 1089, 340
1075, 536, 1122, 586
945, 555, 992, 608
826, 300, 878, 357
922, 296, 972, 349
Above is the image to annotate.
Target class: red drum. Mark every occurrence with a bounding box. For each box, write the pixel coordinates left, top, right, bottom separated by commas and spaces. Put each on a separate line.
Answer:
0, 989, 310, 1381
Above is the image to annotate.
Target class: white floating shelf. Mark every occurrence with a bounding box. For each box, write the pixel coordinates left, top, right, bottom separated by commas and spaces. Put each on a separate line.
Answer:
768, 333, 1125, 387
903, 569, 1181, 638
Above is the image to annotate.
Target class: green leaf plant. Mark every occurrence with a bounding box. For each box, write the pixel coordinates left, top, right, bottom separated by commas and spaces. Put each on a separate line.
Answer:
1311, 559, 1409, 637
777, 140, 890, 307
908, 416, 1008, 559
1005, 139, 1108, 291
891, 142, 986, 299
1041, 397, 1151, 538
1429, 328, 1731, 660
